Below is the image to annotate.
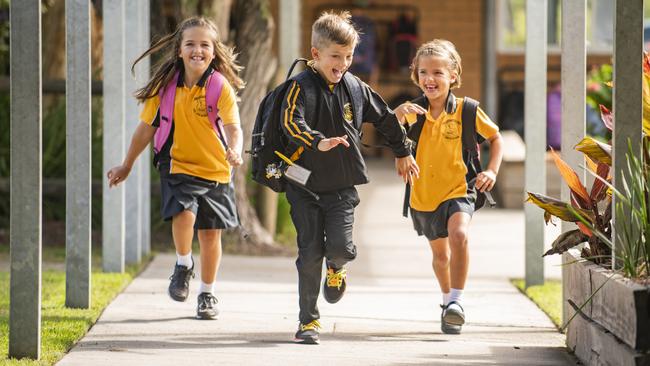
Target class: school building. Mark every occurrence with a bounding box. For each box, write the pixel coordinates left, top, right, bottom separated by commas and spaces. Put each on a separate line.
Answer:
272, 0, 613, 135
269, 0, 615, 207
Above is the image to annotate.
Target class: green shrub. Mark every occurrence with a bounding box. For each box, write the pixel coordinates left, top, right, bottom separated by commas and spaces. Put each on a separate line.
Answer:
275, 192, 296, 247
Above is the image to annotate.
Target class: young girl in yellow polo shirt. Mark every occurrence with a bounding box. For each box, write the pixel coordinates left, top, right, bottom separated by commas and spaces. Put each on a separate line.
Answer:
394, 39, 503, 334
106, 17, 244, 320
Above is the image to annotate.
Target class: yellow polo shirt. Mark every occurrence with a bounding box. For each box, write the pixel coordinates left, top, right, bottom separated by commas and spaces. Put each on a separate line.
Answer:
406, 98, 499, 212
140, 78, 239, 183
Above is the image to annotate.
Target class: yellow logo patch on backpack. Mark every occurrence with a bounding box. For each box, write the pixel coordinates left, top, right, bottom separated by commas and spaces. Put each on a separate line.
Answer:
343, 103, 353, 123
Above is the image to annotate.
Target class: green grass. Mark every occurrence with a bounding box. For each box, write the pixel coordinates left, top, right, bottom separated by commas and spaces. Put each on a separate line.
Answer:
275, 192, 296, 248
512, 279, 562, 328
0, 259, 149, 365
0, 245, 110, 269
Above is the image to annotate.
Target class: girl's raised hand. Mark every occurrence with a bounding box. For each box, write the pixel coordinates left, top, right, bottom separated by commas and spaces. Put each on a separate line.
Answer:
106, 165, 131, 188
226, 148, 243, 167
394, 102, 427, 124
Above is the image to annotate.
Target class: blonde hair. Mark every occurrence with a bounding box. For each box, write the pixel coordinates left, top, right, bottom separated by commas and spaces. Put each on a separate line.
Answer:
311, 10, 359, 49
410, 39, 462, 89
132, 17, 244, 102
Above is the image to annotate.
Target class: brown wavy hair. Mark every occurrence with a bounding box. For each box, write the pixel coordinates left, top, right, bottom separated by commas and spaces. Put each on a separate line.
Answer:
132, 17, 244, 102
409, 39, 462, 89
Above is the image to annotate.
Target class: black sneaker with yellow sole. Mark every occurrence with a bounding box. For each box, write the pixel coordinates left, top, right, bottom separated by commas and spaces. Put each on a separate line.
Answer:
323, 263, 347, 304
294, 320, 321, 344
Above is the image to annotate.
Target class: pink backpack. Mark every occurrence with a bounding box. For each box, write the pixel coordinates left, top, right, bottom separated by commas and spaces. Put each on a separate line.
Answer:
152, 69, 228, 162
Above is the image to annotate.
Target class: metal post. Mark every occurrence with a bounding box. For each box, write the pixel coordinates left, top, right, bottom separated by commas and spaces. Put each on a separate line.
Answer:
482, 0, 497, 118
524, 0, 547, 288
257, 0, 303, 233
560, 0, 586, 325
280, 0, 301, 71
612, 0, 643, 270
65, 0, 92, 308
103, 0, 126, 272
9, 0, 42, 359
140, 0, 151, 258
124, 0, 142, 265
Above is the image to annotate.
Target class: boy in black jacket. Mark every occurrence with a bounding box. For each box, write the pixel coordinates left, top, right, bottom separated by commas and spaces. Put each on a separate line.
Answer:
281, 10, 419, 344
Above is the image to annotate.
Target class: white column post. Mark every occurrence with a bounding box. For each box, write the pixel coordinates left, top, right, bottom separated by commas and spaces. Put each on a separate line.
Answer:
65, 0, 92, 308
524, 0, 547, 287
102, 0, 126, 272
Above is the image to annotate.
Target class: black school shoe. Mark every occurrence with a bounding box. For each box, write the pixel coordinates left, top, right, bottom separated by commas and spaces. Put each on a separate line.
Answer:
196, 292, 219, 320
294, 320, 321, 344
168, 261, 194, 302
443, 301, 466, 326
440, 304, 462, 334
323, 263, 347, 304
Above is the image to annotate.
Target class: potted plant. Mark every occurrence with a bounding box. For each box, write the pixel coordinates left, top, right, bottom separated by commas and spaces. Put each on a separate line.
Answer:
525, 55, 650, 366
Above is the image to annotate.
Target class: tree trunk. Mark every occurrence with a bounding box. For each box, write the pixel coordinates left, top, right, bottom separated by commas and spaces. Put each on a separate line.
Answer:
227, 0, 287, 254
90, 4, 104, 78
150, 0, 186, 40
198, 0, 233, 40
41, 0, 103, 82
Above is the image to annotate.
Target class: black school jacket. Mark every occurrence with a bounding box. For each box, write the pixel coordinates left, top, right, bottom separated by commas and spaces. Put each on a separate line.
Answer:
280, 67, 411, 193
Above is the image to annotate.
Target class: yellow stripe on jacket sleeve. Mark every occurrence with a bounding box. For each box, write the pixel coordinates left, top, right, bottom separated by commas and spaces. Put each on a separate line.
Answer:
283, 82, 313, 146
289, 85, 313, 141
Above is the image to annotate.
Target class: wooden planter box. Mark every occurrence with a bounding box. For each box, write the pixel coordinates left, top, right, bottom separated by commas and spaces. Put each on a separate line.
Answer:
493, 131, 561, 208
564, 249, 650, 366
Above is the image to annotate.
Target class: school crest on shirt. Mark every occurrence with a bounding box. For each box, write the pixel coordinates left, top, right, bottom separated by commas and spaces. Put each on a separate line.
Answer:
193, 95, 208, 117
343, 103, 353, 124
442, 119, 461, 139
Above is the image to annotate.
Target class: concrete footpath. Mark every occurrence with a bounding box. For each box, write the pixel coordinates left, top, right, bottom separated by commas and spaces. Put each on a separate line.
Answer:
57, 161, 574, 365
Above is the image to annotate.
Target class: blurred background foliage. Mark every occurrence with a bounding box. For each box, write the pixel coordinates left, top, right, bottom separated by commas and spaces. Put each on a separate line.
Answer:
0, 0, 296, 252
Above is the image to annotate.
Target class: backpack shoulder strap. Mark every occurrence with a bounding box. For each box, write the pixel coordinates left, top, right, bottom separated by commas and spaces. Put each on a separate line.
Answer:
205, 70, 228, 149
460, 96, 496, 208
342, 73, 364, 130
154, 70, 180, 154
461, 96, 479, 153
402, 95, 428, 217
294, 69, 318, 129
406, 95, 428, 148
205, 70, 225, 125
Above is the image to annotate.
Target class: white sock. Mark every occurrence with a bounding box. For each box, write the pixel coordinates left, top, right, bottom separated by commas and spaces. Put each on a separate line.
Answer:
176, 252, 193, 268
449, 288, 464, 305
199, 281, 214, 295
442, 292, 451, 306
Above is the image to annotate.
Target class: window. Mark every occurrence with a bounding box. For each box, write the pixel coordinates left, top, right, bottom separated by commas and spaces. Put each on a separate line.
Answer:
497, 0, 616, 54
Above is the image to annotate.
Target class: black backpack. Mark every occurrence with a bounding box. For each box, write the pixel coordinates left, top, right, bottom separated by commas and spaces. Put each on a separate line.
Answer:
249, 58, 313, 192
402, 92, 496, 217
249, 58, 365, 193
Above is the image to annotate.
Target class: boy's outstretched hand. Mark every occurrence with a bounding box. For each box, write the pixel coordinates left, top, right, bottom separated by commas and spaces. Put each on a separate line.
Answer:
317, 135, 350, 151
395, 155, 419, 185
475, 169, 497, 192
106, 165, 131, 188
